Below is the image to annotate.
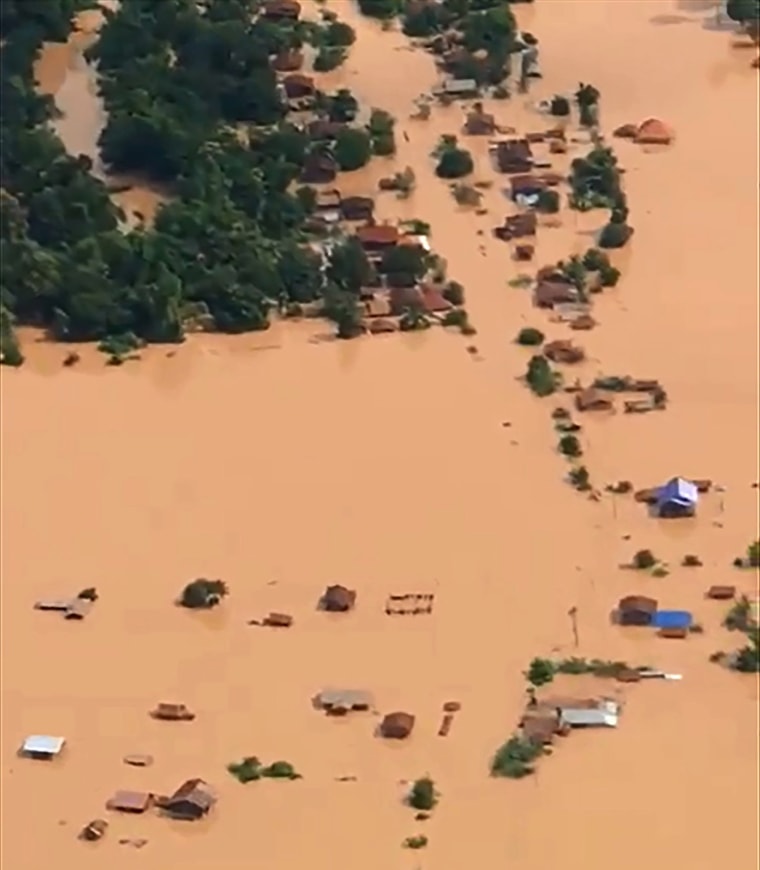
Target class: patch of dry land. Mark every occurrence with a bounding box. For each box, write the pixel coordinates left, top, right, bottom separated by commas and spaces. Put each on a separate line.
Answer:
2, 2, 758, 869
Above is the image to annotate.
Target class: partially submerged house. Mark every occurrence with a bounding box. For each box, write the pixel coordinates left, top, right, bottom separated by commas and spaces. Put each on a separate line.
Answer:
617, 595, 658, 626
157, 779, 216, 821
380, 711, 415, 739
509, 174, 547, 202
389, 286, 424, 315
321, 584, 356, 612
651, 610, 693, 631
464, 110, 496, 135
493, 139, 533, 174
300, 154, 338, 184
106, 791, 153, 814
355, 224, 399, 252
340, 196, 374, 222
314, 189, 342, 211
534, 279, 577, 309
656, 476, 698, 518
706, 585, 735, 601
574, 388, 613, 412
307, 120, 346, 141
420, 284, 452, 314
150, 703, 195, 721
433, 78, 479, 99
559, 702, 619, 729
520, 713, 560, 745
262, 0, 301, 21
544, 340, 585, 364
635, 117, 673, 145
316, 689, 374, 715
21, 735, 65, 760
272, 50, 304, 72
494, 211, 537, 241
283, 74, 315, 100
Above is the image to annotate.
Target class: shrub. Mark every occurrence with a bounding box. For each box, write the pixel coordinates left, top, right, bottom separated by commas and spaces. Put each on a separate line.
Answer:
525, 355, 556, 396
599, 221, 633, 249
492, 84, 509, 99
334, 128, 372, 171
558, 434, 582, 457
180, 578, 229, 609
582, 247, 608, 271
525, 657, 555, 687
77, 587, 98, 601
549, 95, 571, 116
724, 597, 751, 631
313, 47, 347, 72
403, 835, 429, 849
442, 281, 465, 306
228, 756, 262, 783
599, 263, 621, 287
325, 21, 356, 46
516, 327, 544, 346
536, 188, 560, 213
748, 539, 760, 567
408, 777, 437, 810
569, 465, 591, 491
436, 148, 474, 179
632, 549, 657, 570
261, 760, 301, 780
491, 736, 543, 778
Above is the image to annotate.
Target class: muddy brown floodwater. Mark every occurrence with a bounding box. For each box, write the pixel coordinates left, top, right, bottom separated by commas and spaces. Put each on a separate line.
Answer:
2, 2, 758, 869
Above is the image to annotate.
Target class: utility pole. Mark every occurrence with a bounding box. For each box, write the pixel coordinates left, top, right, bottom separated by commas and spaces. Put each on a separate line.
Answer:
568, 606, 579, 648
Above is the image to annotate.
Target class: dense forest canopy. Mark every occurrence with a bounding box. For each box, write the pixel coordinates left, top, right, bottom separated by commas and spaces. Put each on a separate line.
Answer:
0, 0, 373, 364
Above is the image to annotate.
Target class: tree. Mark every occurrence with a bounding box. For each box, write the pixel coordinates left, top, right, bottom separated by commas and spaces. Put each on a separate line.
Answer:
727, 0, 760, 25
327, 238, 373, 294
436, 147, 474, 179
325, 21, 356, 46
516, 327, 544, 346
558, 434, 582, 457
357, 0, 400, 18
379, 245, 427, 287
442, 281, 465, 306
748, 539, 760, 567
632, 549, 657, 570
575, 82, 600, 127
327, 88, 359, 122
491, 735, 543, 779
525, 657, 555, 687
525, 355, 556, 396
313, 47, 346, 71
334, 128, 372, 171
536, 188, 560, 213
180, 578, 229, 609
408, 777, 437, 810
568, 465, 591, 491
322, 284, 364, 339
368, 108, 396, 156
599, 220, 633, 249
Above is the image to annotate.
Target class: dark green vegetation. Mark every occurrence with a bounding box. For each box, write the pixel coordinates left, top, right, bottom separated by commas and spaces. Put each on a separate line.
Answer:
490, 735, 544, 779
408, 777, 437, 811
575, 82, 600, 128
632, 549, 657, 570
525, 354, 557, 397
558, 434, 582, 458
536, 188, 560, 214
402, 835, 429, 849
727, 0, 760, 31
713, 597, 760, 673
516, 327, 544, 346
228, 756, 301, 783
434, 136, 474, 179
549, 95, 570, 117
568, 465, 591, 491
399, 0, 522, 86
0, 0, 386, 361
526, 656, 634, 688
733, 539, 760, 568
179, 578, 229, 609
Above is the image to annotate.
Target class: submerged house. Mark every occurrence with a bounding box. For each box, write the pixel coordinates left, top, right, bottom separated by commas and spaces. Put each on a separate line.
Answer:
379, 711, 415, 739
617, 595, 658, 626
494, 139, 533, 174
21, 735, 65, 760
158, 779, 216, 821
651, 610, 693, 631
262, 0, 301, 21
656, 477, 698, 518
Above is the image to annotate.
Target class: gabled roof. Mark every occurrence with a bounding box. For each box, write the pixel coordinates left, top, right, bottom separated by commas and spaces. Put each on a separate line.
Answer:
651, 610, 693, 630
23, 735, 65, 755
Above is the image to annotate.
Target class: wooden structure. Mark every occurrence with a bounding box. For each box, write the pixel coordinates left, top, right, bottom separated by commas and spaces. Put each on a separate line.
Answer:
80, 819, 108, 841
658, 627, 689, 639
385, 593, 434, 616
617, 595, 658, 626
575, 388, 613, 412
150, 703, 195, 722
106, 791, 153, 814
262, 612, 293, 628
157, 778, 216, 821
380, 711, 415, 739
437, 714, 454, 737
706, 585, 736, 601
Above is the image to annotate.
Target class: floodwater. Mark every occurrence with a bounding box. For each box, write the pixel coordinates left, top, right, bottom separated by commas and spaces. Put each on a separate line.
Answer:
3, 2, 758, 869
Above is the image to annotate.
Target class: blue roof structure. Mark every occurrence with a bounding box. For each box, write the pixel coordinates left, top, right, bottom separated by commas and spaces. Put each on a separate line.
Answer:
651, 610, 693, 630
657, 477, 698, 510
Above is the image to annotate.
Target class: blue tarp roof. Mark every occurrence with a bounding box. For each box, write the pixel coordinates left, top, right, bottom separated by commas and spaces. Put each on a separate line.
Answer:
657, 477, 698, 507
651, 610, 693, 629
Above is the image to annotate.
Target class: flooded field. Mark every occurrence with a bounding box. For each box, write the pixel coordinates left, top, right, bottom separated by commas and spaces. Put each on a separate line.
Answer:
2, 2, 758, 869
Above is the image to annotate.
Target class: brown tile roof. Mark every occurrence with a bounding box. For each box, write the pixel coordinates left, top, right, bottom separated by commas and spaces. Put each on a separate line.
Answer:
420, 285, 452, 313
356, 225, 399, 247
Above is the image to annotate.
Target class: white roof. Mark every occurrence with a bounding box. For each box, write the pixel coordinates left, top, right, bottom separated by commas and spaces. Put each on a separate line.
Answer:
23, 735, 65, 755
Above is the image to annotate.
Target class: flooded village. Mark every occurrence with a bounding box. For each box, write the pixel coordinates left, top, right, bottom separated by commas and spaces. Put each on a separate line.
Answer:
1, 1, 758, 869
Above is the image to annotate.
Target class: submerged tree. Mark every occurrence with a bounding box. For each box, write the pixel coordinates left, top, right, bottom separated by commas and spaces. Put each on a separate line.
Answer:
180, 578, 229, 609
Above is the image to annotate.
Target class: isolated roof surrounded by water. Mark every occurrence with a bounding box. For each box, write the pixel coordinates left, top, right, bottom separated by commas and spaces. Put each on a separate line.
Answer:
651, 610, 693, 630
657, 477, 698, 508
22, 735, 65, 756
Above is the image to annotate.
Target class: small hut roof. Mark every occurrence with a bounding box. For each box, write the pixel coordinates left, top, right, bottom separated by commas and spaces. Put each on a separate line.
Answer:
322, 584, 356, 610
618, 595, 658, 613
380, 711, 415, 738
635, 118, 673, 145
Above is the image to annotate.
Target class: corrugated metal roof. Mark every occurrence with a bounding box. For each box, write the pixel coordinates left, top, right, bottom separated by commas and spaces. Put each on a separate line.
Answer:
23, 735, 65, 755
651, 609, 693, 629
560, 708, 618, 727
318, 689, 374, 709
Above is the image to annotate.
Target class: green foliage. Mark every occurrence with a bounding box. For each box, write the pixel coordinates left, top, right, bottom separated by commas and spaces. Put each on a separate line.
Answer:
322, 285, 364, 339
726, 0, 760, 24
441, 308, 475, 333
733, 630, 760, 673
632, 549, 657, 570
748, 539, 760, 567
436, 147, 474, 179
525, 355, 556, 396
408, 777, 437, 810
724, 596, 752, 631
1, 0, 355, 344
327, 88, 359, 122
575, 82, 600, 127
334, 128, 373, 171
380, 245, 428, 287
313, 47, 347, 71
491, 735, 543, 778
327, 238, 373, 294
558, 434, 582, 457
536, 188, 560, 214
403, 835, 429, 849
399, 307, 431, 332
324, 20, 356, 46
581, 247, 608, 271
525, 657, 555, 687
180, 578, 229, 609
228, 756, 301, 782
568, 465, 591, 491
358, 0, 401, 18
549, 95, 570, 116
569, 146, 622, 209
599, 263, 621, 287
599, 221, 633, 249
0, 306, 24, 367
442, 281, 465, 306
516, 327, 544, 346
368, 109, 396, 156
